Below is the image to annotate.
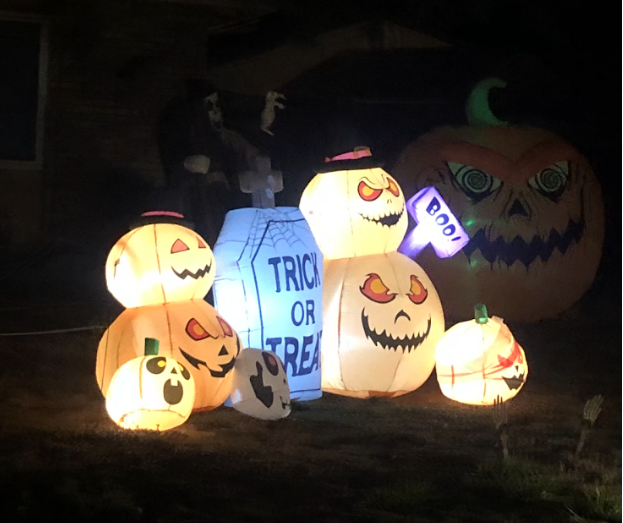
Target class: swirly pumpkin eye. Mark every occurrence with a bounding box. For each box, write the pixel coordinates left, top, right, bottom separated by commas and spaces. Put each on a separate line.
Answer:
448, 162, 501, 202
529, 162, 568, 201
407, 275, 428, 305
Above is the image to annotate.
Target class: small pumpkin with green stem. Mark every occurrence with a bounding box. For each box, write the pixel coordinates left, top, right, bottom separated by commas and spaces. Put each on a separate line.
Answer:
435, 303, 528, 405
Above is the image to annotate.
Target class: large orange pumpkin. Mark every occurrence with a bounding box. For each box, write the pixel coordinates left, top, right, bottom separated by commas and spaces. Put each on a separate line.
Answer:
392, 78, 605, 322
96, 299, 241, 411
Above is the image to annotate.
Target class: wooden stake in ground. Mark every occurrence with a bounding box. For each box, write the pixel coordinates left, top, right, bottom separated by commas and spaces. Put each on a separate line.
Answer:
493, 395, 509, 460
575, 394, 604, 458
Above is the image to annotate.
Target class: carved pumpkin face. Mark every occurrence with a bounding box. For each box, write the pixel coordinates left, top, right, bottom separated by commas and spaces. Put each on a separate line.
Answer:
392, 126, 605, 322
106, 223, 215, 308
230, 348, 291, 420
435, 314, 528, 405
322, 251, 444, 398
97, 299, 241, 411
300, 166, 408, 259
105, 355, 195, 431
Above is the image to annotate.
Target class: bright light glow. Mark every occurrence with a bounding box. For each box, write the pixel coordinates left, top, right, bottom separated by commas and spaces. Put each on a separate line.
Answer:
398, 186, 469, 259
300, 165, 408, 259
435, 313, 528, 405
106, 355, 195, 431
106, 223, 215, 308
321, 251, 445, 398
212, 207, 323, 401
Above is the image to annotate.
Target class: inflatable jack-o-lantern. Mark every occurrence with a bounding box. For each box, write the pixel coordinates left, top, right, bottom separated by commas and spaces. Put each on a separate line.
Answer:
300, 148, 408, 259
230, 348, 291, 420
322, 251, 444, 398
97, 299, 241, 411
105, 339, 195, 431
106, 214, 215, 308
435, 304, 528, 405
392, 78, 605, 322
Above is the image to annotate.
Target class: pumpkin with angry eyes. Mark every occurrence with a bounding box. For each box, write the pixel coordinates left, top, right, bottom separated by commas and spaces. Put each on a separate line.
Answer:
321, 251, 444, 398
106, 217, 215, 308
106, 353, 195, 431
97, 299, 242, 411
300, 148, 408, 260
435, 304, 528, 405
391, 78, 605, 322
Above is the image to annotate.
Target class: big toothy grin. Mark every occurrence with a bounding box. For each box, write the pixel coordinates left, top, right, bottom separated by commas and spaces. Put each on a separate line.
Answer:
172, 262, 212, 280
463, 218, 584, 267
359, 208, 404, 227
361, 310, 431, 353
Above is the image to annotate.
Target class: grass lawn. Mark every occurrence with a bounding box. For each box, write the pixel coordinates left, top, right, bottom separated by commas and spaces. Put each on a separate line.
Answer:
0, 267, 620, 523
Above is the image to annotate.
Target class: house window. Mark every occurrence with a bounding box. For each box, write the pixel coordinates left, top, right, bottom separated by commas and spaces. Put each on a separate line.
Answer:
0, 16, 47, 169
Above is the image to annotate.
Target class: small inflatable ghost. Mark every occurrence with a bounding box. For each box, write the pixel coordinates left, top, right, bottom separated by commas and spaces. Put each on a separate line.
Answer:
230, 348, 291, 420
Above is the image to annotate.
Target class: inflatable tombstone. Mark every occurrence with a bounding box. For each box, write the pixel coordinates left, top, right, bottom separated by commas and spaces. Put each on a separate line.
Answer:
213, 157, 323, 401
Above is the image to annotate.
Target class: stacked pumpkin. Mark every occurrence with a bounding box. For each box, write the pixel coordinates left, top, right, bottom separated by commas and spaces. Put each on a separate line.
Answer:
96, 212, 243, 430
300, 148, 446, 398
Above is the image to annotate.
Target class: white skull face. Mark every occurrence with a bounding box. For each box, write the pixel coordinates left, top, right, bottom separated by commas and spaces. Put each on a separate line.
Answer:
204, 92, 223, 131
321, 251, 445, 397
300, 167, 408, 259
105, 355, 195, 431
230, 348, 291, 420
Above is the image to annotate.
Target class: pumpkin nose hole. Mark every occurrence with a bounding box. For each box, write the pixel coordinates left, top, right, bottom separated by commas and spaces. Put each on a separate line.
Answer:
508, 199, 529, 217
218, 346, 229, 356
171, 368, 178, 374
394, 310, 411, 323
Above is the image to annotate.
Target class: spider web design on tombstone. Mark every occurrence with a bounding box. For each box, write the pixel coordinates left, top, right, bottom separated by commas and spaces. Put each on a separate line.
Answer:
242, 211, 309, 262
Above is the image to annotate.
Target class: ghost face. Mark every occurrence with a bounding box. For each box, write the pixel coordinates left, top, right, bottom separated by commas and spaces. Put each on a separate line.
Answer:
321, 251, 445, 398
435, 315, 528, 405
230, 348, 291, 420
392, 127, 605, 322
96, 299, 241, 412
105, 355, 195, 431
106, 223, 215, 308
300, 167, 408, 259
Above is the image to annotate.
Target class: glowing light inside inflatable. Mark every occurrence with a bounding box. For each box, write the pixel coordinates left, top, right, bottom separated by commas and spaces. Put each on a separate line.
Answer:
105, 338, 195, 431
212, 207, 323, 401
435, 304, 528, 405
398, 186, 469, 259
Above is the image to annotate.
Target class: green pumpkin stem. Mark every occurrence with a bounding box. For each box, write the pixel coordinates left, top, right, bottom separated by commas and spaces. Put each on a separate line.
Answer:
144, 337, 160, 356
474, 303, 488, 324
466, 77, 508, 127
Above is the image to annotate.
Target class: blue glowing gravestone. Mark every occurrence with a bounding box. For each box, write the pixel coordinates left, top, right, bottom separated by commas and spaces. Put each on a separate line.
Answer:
213, 157, 323, 401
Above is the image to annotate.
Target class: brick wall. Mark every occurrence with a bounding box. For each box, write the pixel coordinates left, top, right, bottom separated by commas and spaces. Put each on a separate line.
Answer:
0, 0, 258, 246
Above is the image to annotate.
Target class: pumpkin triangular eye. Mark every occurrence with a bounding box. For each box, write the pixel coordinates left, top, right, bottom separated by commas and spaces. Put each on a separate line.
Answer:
197, 237, 207, 249
171, 239, 190, 253
360, 273, 396, 303
216, 316, 234, 337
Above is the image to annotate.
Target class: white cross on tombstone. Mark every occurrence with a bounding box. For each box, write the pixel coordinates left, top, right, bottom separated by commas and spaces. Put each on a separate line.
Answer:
239, 155, 283, 208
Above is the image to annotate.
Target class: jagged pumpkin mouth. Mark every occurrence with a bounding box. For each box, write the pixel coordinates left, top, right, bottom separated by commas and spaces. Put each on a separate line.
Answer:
361, 310, 431, 353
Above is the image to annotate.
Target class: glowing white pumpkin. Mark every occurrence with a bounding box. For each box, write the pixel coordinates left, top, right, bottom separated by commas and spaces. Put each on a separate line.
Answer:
106, 353, 195, 431
322, 251, 445, 398
106, 220, 215, 308
299, 148, 408, 260
435, 304, 528, 405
